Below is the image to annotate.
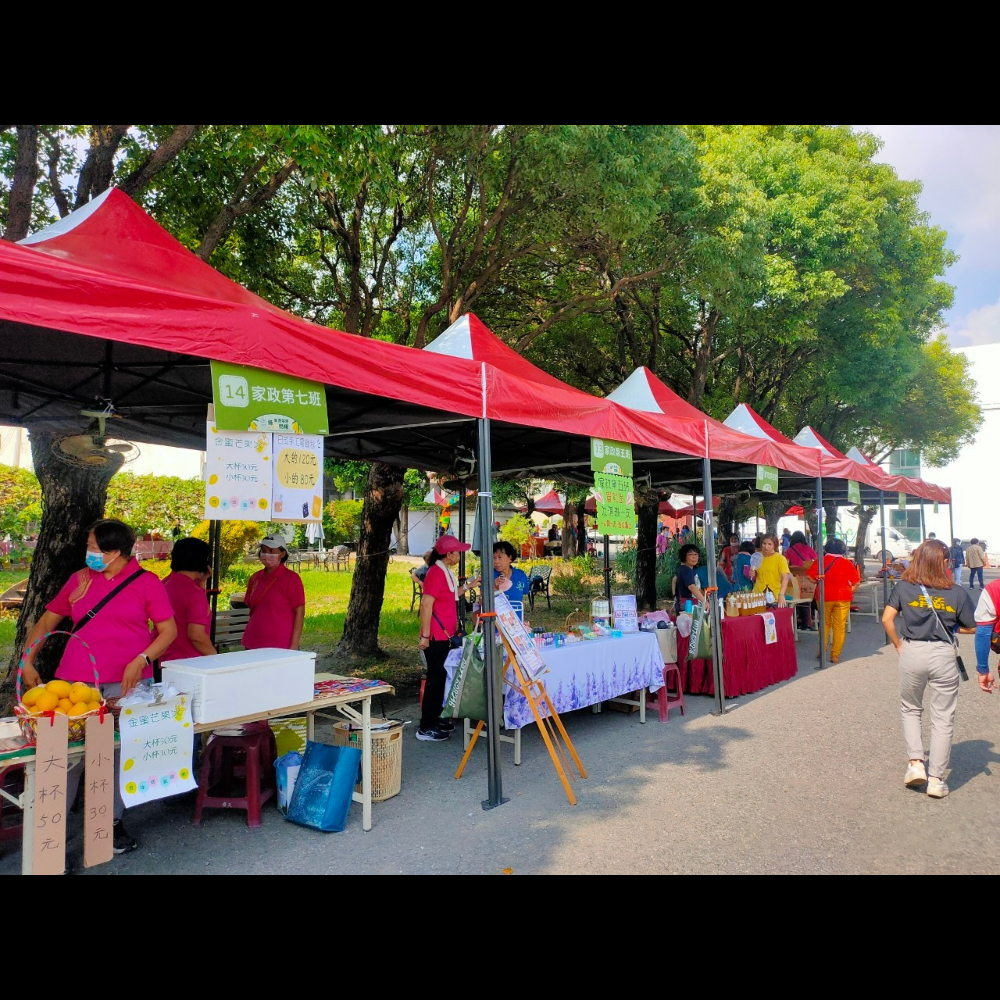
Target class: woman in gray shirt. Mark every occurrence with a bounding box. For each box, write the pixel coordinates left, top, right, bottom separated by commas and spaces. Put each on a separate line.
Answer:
883, 539, 976, 799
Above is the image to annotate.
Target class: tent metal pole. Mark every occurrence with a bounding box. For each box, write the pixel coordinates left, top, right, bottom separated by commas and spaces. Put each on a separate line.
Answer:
604, 534, 611, 603
702, 458, 725, 714
815, 478, 826, 670
880, 491, 889, 645
477, 416, 505, 810
458, 488, 467, 633
919, 500, 926, 542
949, 503, 955, 550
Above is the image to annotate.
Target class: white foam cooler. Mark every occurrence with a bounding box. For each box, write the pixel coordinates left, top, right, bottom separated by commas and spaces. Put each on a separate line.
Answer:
161, 648, 316, 725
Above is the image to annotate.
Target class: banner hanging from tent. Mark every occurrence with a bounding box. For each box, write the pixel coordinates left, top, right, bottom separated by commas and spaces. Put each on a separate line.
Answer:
211, 361, 329, 435
756, 465, 779, 494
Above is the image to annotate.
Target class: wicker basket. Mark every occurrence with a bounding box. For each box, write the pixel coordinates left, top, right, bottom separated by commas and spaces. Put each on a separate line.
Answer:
15, 630, 107, 745
331, 719, 403, 801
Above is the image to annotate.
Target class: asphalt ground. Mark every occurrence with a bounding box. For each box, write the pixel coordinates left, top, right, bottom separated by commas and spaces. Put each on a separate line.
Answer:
3, 574, 999, 875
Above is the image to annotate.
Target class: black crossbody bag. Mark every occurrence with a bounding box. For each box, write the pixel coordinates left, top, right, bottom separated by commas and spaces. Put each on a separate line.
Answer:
919, 584, 969, 681
71, 568, 147, 634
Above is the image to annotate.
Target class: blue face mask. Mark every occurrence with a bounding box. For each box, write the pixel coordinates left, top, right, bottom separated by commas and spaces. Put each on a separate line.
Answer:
85, 551, 106, 572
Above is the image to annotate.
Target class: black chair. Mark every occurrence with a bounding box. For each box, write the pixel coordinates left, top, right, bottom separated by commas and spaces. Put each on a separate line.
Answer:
528, 565, 552, 611
410, 575, 423, 612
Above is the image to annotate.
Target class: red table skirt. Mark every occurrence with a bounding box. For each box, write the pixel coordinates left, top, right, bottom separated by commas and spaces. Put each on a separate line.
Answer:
677, 608, 797, 697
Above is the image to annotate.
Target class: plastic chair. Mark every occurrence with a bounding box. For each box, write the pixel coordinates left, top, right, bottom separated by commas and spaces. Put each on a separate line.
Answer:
528, 565, 552, 611
508, 600, 523, 620
193, 725, 277, 829
646, 662, 685, 722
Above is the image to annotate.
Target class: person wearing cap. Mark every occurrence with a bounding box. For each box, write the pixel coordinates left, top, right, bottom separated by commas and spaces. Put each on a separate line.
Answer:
241, 534, 306, 651
417, 534, 480, 742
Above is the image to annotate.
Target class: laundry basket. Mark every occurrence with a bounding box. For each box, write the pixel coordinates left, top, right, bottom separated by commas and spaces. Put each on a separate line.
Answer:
331, 718, 403, 801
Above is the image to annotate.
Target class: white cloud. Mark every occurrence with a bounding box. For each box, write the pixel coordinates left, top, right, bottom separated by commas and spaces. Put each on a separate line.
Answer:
948, 298, 1000, 347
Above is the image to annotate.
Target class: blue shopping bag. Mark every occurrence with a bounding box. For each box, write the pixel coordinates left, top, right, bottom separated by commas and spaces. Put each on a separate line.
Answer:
285, 740, 362, 832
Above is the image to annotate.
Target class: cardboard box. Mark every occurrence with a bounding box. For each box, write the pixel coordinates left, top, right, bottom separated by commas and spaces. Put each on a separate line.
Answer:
162, 648, 316, 725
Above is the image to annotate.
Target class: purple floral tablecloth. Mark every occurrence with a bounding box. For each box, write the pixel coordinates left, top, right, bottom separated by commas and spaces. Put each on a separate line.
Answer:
503, 631, 664, 729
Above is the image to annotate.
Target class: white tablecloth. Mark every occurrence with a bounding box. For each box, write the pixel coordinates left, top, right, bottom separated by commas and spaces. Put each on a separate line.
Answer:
503, 631, 665, 729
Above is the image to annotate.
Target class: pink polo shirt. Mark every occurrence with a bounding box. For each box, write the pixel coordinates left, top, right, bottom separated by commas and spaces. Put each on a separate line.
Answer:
423, 563, 458, 640
241, 563, 305, 650
159, 572, 212, 661
46, 558, 174, 684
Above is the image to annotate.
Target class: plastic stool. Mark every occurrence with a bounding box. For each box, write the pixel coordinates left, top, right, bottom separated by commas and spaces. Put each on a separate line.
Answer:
647, 662, 685, 722
0, 762, 25, 843
193, 728, 276, 828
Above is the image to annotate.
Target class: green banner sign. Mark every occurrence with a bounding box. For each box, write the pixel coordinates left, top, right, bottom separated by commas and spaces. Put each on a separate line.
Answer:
591, 437, 633, 476
848, 480, 860, 505
211, 361, 329, 435
594, 471, 637, 537
898, 492, 907, 509
933, 501, 939, 514
755, 465, 779, 494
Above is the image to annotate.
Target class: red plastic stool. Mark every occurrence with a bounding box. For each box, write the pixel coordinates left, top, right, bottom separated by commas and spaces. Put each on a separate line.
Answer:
193, 728, 276, 828
647, 662, 685, 722
0, 762, 25, 843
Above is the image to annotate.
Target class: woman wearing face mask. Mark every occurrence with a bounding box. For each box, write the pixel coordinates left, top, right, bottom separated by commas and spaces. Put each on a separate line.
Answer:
18, 517, 177, 855
241, 534, 306, 651
159, 537, 217, 664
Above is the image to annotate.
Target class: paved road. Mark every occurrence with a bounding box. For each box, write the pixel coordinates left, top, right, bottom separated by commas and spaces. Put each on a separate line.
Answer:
3, 591, 999, 875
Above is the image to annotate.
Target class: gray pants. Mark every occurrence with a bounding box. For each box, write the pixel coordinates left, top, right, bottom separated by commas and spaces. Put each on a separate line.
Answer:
898, 640, 960, 779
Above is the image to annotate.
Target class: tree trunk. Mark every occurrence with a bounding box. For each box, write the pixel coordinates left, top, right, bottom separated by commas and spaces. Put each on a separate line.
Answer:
635, 493, 658, 610
396, 504, 409, 556
2, 125, 39, 242
1, 430, 123, 713
718, 494, 739, 540
854, 504, 879, 577
562, 499, 574, 561
763, 499, 783, 537
574, 497, 588, 557
338, 462, 405, 658
824, 501, 839, 551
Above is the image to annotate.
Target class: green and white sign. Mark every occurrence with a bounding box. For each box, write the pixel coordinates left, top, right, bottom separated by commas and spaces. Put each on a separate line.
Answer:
212, 361, 329, 435
593, 471, 637, 537
755, 464, 779, 494
898, 493, 907, 509
591, 437, 633, 476
848, 480, 861, 505
933, 501, 939, 514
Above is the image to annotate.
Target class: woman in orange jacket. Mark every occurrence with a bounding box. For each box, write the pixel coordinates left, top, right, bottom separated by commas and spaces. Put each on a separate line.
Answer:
807, 537, 861, 663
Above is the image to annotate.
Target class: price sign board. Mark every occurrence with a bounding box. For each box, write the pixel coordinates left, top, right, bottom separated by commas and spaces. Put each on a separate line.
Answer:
272, 432, 325, 522
204, 420, 272, 519
594, 471, 637, 537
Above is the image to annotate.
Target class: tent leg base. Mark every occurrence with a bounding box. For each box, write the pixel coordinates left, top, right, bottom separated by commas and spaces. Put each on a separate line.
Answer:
481, 796, 510, 811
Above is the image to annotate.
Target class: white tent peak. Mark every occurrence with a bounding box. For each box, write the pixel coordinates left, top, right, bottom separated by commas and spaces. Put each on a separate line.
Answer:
793, 427, 834, 456
424, 315, 473, 359
606, 368, 662, 413
723, 403, 770, 440
846, 446, 875, 465
19, 188, 114, 245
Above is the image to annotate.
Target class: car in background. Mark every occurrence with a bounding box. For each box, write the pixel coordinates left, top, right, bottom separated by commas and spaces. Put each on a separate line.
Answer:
865, 526, 914, 563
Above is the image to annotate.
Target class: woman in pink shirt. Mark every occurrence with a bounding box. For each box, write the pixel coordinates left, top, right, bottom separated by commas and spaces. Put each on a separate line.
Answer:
241, 534, 306, 650
159, 537, 217, 663
19, 518, 177, 855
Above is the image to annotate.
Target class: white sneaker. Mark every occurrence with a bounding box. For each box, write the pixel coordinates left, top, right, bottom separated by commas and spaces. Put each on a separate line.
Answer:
904, 761, 927, 787
927, 777, 949, 798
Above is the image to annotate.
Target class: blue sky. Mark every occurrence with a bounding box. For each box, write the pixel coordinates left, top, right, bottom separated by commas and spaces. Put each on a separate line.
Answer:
855, 125, 1000, 347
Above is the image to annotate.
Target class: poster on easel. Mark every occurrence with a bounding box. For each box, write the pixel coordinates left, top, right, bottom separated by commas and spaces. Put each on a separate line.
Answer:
612, 594, 639, 633
494, 593, 547, 680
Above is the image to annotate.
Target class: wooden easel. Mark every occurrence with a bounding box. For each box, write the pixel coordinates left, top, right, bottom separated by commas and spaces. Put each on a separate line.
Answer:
454, 630, 587, 805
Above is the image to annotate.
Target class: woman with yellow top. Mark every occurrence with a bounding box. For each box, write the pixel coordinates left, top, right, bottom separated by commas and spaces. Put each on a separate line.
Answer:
751, 534, 791, 608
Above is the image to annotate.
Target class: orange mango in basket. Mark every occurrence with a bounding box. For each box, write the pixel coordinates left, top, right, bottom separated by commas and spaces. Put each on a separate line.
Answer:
46, 679, 72, 699
21, 685, 46, 708
69, 683, 96, 704
68, 701, 91, 716
35, 690, 59, 713
56, 698, 73, 714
